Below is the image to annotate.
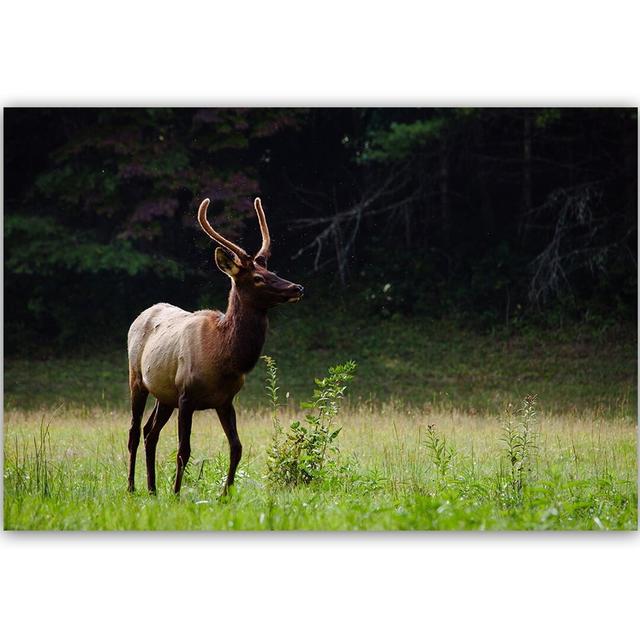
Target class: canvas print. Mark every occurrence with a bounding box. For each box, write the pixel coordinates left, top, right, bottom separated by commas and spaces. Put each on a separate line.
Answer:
3, 107, 637, 530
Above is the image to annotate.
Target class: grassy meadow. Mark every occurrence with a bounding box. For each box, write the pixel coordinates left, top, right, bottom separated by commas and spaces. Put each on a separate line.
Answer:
3, 313, 637, 530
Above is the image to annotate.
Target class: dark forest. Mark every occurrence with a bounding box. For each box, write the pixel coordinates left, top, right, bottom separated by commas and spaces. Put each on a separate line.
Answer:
4, 108, 637, 352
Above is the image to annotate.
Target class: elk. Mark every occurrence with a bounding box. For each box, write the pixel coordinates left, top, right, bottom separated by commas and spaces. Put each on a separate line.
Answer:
127, 196, 304, 495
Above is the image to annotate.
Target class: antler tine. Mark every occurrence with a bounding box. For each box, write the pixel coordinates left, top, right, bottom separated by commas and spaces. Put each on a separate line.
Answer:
197, 198, 250, 260
254, 197, 271, 260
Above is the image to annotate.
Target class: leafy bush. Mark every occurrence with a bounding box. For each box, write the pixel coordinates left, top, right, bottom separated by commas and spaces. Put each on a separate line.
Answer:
500, 394, 539, 498
263, 356, 356, 486
423, 424, 456, 483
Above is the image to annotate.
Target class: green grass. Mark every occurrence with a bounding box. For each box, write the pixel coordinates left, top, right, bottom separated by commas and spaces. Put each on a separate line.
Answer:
3, 404, 636, 530
4, 309, 637, 415
3, 315, 637, 531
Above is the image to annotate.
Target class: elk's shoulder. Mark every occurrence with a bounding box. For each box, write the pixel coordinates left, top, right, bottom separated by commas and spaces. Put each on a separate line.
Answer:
192, 308, 224, 326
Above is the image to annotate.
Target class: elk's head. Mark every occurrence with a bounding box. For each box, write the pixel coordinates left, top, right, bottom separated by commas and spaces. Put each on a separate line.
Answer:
198, 197, 304, 309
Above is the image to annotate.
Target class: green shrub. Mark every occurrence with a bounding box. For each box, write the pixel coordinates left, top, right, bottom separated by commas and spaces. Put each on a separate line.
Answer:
263, 356, 356, 486
423, 424, 456, 483
500, 394, 539, 498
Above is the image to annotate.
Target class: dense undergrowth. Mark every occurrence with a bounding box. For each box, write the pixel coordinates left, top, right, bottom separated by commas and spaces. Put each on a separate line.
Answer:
4, 311, 636, 416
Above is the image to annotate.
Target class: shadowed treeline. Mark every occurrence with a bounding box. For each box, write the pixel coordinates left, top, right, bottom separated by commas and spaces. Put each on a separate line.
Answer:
4, 108, 637, 354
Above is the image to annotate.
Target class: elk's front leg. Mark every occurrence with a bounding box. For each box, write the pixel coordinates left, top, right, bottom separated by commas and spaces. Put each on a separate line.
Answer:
216, 402, 242, 496
174, 396, 194, 495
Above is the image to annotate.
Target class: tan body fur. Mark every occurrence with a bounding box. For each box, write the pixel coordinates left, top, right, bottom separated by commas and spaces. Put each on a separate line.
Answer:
129, 303, 246, 410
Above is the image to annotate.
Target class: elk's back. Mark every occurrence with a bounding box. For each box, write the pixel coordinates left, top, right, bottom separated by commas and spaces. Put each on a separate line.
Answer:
128, 303, 220, 407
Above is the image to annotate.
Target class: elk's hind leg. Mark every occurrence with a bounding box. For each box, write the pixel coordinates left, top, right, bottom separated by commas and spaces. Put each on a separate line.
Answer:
128, 377, 149, 492
144, 401, 174, 494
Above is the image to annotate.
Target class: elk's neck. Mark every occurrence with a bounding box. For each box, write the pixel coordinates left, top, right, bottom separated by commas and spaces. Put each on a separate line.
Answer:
221, 286, 268, 373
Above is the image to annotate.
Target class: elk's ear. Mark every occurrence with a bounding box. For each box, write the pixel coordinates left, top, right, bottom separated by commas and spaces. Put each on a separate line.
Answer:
214, 247, 242, 277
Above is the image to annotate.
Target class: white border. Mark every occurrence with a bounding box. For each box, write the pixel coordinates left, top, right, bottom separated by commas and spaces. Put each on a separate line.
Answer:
2, 2, 639, 639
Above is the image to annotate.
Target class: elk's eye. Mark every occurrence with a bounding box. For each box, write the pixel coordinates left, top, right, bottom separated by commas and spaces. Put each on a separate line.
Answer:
253, 275, 265, 284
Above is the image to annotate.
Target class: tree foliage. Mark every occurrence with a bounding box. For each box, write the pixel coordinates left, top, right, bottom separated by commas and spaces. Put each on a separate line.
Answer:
4, 108, 304, 349
4, 108, 636, 351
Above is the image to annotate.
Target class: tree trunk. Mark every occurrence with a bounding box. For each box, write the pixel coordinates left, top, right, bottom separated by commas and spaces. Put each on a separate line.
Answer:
440, 139, 451, 251
476, 118, 494, 237
522, 111, 533, 213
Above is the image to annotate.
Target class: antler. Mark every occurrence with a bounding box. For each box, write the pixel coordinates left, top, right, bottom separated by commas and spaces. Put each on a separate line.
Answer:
254, 197, 271, 261
197, 198, 250, 261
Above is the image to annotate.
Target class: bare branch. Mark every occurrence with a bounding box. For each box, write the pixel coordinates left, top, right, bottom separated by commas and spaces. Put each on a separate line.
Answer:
527, 183, 616, 304
290, 164, 421, 279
